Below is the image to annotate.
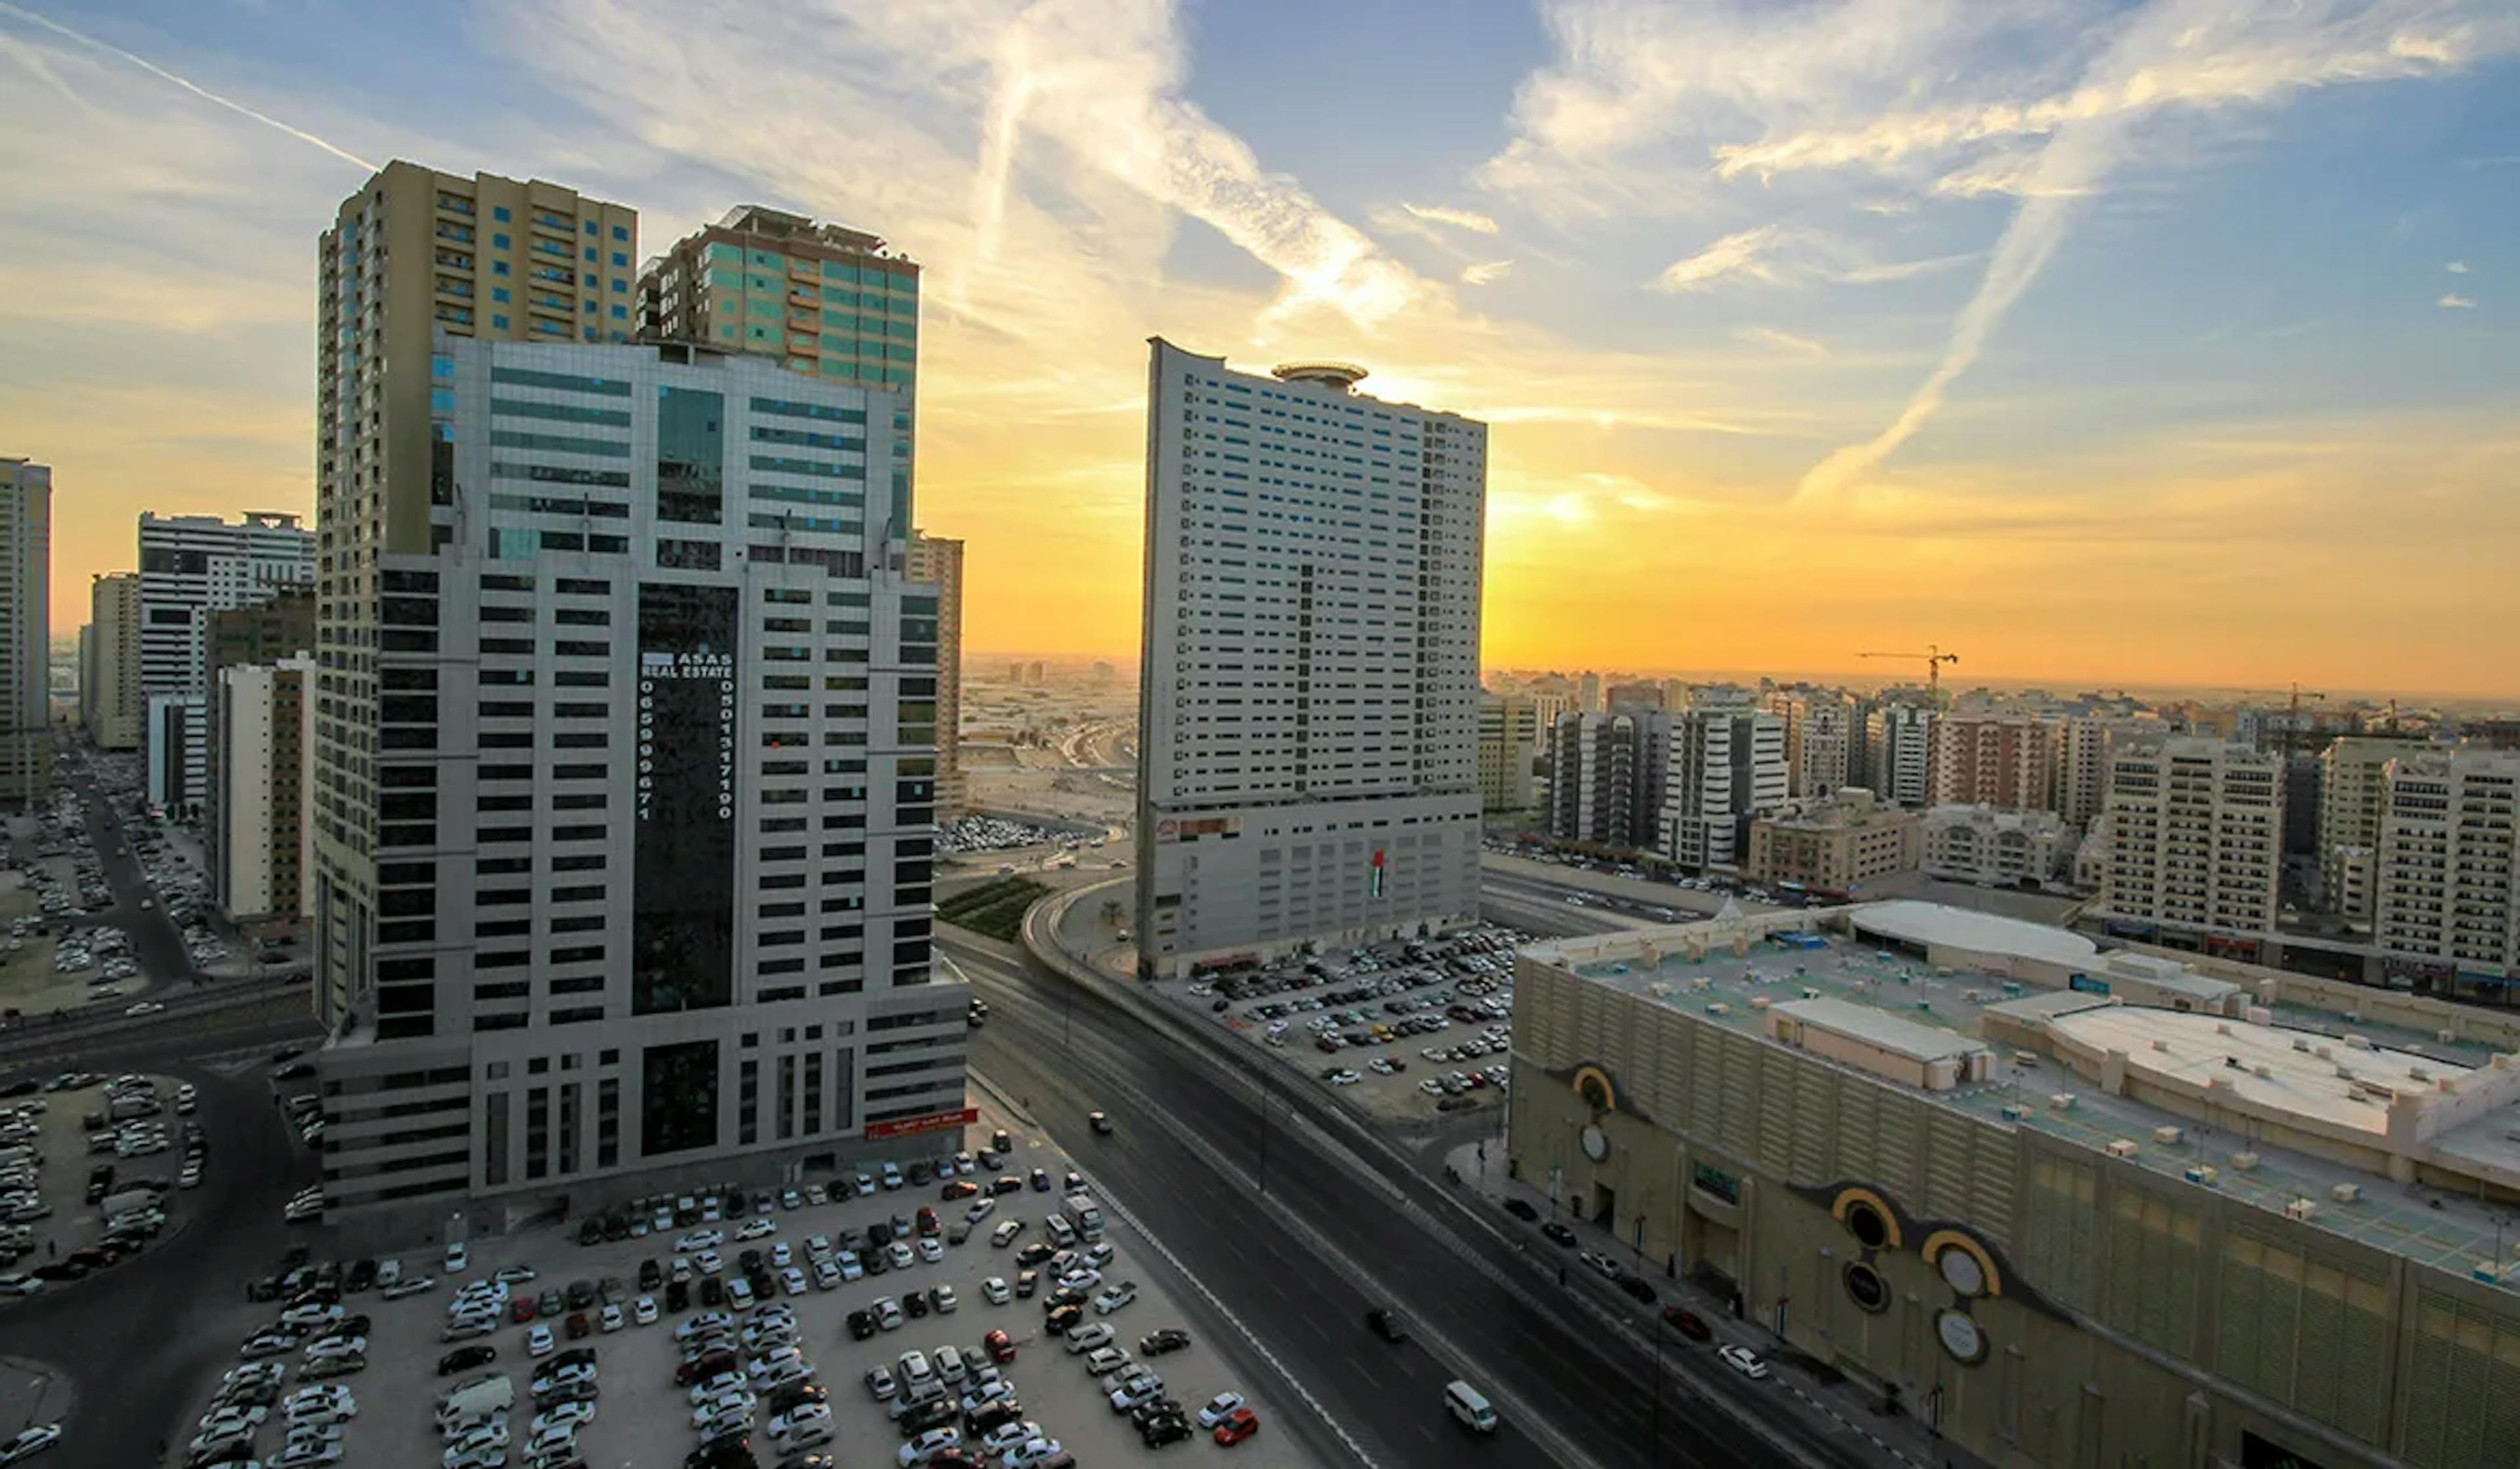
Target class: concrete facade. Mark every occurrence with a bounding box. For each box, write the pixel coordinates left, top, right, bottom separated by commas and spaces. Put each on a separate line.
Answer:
2373, 747, 2520, 980
213, 656, 314, 926
904, 531, 965, 815
1864, 703, 1934, 807
1546, 709, 1668, 850
1662, 703, 1786, 871
1509, 917, 2520, 1469
2100, 738, 2283, 938
1135, 342, 1484, 974
1477, 692, 1544, 815
1745, 788, 1920, 897
637, 205, 919, 394
0, 462, 45, 806
137, 512, 313, 819
82, 572, 142, 751
1931, 713, 2059, 814
1922, 803, 2075, 890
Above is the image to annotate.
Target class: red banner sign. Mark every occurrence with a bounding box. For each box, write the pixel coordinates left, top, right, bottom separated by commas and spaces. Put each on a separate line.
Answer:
864, 1106, 978, 1141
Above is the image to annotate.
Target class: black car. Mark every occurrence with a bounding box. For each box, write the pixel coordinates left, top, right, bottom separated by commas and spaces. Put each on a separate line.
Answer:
682, 1438, 757, 1469
1503, 1198, 1539, 1222
565, 1279, 598, 1310
895, 1397, 956, 1437
1366, 1306, 1410, 1343
1618, 1275, 1658, 1305
906, 1160, 934, 1186
861, 1248, 890, 1278
766, 1380, 828, 1415
1015, 1270, 1038, 1299
576, 1218, 605, 1247
300, 1353, 365, 1381
666, 1279, 690, 1313
865, 1221, 893, 1247
1028, 1169, 1051, 1193
991, 1176, 1023, 1196
738, 1249, 765, 1275
1045, 1303, 1083, 1335
639, 1258, 664, 1291
1541, 1221, 1577, 1247
1141, 1413, 1192, 1447
344, 1258, 377, 1293
967, 1399, 1026, 1437
334, 1313, 372, 1337
1139, 1327, 1191, 1356
1045, 1286, 1087, 1312
903, 1291, 930, 1319
1129, 1396, 1184, 1430
699, 1275, 725, 1308
1016, 1242, 1055, 1267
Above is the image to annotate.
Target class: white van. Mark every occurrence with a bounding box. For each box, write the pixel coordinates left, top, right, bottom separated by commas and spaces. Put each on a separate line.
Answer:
1444, 1379, 1498, 1434
436, 1375, 515, 1432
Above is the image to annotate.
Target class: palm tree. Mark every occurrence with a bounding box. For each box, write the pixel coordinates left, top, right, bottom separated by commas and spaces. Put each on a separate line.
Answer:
1099, 899, 1123, 930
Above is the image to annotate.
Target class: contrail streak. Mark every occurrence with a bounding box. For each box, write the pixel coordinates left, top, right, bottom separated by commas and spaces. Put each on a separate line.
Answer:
0, 1, 377, 171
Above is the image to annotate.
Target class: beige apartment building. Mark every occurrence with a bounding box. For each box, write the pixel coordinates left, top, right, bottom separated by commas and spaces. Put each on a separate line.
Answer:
1744, 787, 1918, 896
83, 571, 142, 750
2099, 737, 2282, 941
1511, 904, 2520, 1469
1765, 688, 1857, 798
0, 461, 47, 804
1921, 803, 2074, 890
1929, 713, 2057, 812
1477, 692, 1544, 814
2321, 736, 2424, 924
215, 656, 314, 930
906, 531, 965, 814
2373, 746, 2520, 978
2048, 716, 2110, 829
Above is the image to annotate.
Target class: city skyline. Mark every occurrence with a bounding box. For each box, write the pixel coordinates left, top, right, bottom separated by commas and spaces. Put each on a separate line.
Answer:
5, 1, 2519, 695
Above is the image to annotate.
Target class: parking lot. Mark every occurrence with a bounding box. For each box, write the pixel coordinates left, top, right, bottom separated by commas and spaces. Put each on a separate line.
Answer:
1149, 926, 1525, 1126
0, 1071, 200, 1293
171, 1110, 1318, 1469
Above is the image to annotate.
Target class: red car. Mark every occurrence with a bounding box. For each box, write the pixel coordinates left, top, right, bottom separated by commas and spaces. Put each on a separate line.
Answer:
1661, 1306, 1712, 1342
511, 1296, 539, 1323
915, 1207, 940, 1237
1213, 1407, 1260, 1445
983, 1328, 1016, 1364
940, 1180, 980, 1201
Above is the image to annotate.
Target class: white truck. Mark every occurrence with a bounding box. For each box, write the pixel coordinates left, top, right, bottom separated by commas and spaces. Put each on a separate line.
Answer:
436, 1374, 514, 1434
1060, 1193, 1104, 1242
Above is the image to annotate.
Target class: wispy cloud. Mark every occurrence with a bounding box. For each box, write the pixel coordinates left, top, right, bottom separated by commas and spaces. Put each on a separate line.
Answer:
1736, 326, 1829, 358
0, 1, 376, 171
2445, 260, 2469, 273
1650, 226, 1784, 291
1402, 203, 1500, 234
2437, 293, 2476, 309
1796, 1, 2519, 501
1459, 259, 1513, 286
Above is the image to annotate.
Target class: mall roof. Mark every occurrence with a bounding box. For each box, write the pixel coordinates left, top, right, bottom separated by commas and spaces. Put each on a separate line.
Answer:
1847, 898, 2103, 971
1773, 995, 1989, 1064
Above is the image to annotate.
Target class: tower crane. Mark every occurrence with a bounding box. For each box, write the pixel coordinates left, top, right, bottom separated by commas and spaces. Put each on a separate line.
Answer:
1856, 645, 1960, 705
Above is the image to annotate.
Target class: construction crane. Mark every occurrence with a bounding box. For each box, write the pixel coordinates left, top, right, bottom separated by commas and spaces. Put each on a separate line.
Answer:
1857, 645, 1960, 705
2281, 682, 2325, 760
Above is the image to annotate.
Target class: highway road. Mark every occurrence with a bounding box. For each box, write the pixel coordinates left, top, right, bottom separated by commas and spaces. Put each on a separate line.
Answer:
52, 750, 201, 996
946, 927, 1889, 1469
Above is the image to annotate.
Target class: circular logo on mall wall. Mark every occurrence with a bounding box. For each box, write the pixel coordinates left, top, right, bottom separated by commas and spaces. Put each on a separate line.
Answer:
1935, 1308, 1988, 1365
1580, 1125, 1610, 1163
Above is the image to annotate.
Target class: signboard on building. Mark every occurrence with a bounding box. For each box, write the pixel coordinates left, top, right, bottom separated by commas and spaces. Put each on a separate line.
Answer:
864, 1106, 979, 1141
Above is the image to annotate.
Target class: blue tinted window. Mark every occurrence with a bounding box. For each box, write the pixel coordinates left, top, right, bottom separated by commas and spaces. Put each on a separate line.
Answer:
492, 287, 511, 303
611, 304, 628, 320
492, 314, 510, 330
612, 251, 629, 268
430, 388, 455, 412
430, 353, 455, 381
612, 224, 629, 242
584, 247, 598, 262
493, 205, 511, 222
585, 220, 598, 236
612, 278, 627, 293
493, 261, 509, 276
492, 233, 510, 249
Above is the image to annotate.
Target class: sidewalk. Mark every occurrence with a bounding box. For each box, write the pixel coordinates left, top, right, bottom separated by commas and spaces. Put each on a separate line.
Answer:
1437, 1132, 1987, 1469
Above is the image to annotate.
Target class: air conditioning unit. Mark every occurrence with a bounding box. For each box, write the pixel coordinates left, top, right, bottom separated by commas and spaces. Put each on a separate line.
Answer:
2329, 1183, 2362, 1205
2105, 1139, 2139, 1159
2284, 1198, 2318, 1222
2231, 1151, 2261, 1171
2291, 1038, 2312, 1053
2184, 1165, 2219, 1186
2345, 1034, 2373, 1051
2252, 1065, 2273, 1080
2153, 1125, 2186, 1146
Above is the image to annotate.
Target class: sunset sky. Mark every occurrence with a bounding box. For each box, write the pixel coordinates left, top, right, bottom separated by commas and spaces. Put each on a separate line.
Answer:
2, 0, 2514, 697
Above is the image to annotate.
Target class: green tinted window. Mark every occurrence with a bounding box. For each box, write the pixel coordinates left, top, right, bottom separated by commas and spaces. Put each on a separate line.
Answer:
822, 260, 859, 284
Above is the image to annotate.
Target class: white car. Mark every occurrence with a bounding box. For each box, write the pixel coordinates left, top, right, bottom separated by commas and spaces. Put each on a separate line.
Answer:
675, 1229, 724, 1252
768, 1242, 793, 1268
1198, 1390, 1248, 1428
837, 1251, 864, 1281
780, 1267, 808, 1297
123, 1001, 163, 1018
873, 1296, 904, 1331
1092, 1281, 1137, 1315
736, 1218, 778, 1241
531, 1401, 597, 1436
494, 1266, 538, 1284
865, 1364, 897, 1400
526, 1325, 555, 1357
916, 1238, 943, 1264
633, 1296, 659, 1326
976, 1420, 1044, 1457
980, 1276, 1010, 1306
303, 1335, 366, 1359
444, 1241, 469, 1272
897, 1426, 961, 1467
1003, 1441, 1067, 1469
691, 1394, 756, 1432
687, 1371, 751, 1405
598, 1303, 623, 1333
931, 1284, 959, 1314
964, 1197, 996, 1225
677, 1311, 735, 1341
1718, 1344, 1772, 1380
1064, 1322, 1113, 1354
766, 1403, 832, 1443
885, 1242, 914, 1272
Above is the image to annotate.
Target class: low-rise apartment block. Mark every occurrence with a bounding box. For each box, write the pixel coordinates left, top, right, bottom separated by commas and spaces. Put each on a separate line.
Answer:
1744, 787, 1918, 897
